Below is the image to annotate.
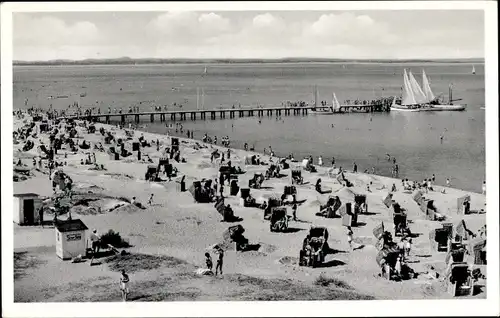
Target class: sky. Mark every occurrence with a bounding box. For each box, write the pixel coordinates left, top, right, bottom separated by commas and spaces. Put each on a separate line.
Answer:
12, 10, 485, 61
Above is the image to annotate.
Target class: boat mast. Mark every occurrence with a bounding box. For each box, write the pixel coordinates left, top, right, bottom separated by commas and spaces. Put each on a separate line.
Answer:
202, 88, 205, 110
449, 84, 453, 105
196, 87, 200, 110
314, 85, 318, 108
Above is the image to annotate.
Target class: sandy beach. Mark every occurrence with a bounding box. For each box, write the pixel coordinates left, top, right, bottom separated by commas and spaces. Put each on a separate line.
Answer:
12, 114, 487, 302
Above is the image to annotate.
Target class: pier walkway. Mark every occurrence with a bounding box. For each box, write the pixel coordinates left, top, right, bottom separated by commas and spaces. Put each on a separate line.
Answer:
57, 104, 380, 123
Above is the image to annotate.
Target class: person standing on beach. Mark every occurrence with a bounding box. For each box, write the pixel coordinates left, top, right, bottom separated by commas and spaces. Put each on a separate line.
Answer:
431, 174, 436, 184
446, 178, 451, 187
353, 162, 357, 173
215, 248, 224, 276
318, 156, 323, 166
148, 194, 154, 205
120, 270, 130, 302
292, 203, 298, 221
440, 135, 444, 144
90, 229, 101, 256
331, 157, 335, 166
38, 206, 44, 228
482, 181, 486, 195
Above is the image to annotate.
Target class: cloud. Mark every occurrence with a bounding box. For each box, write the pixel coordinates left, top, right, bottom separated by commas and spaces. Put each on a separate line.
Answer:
147, 12, 231, 45
14, 14, 100, 47
12, 11, 484, 61
304, 12, 398, 46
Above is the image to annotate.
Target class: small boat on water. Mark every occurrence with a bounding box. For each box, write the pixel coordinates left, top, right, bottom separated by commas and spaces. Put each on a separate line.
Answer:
391, 69, 466, 112
47, 95, 69, 100
310, 86, 342, 115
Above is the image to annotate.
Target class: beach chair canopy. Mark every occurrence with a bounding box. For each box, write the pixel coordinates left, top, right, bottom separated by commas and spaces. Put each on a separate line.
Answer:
309, 227, 329, 240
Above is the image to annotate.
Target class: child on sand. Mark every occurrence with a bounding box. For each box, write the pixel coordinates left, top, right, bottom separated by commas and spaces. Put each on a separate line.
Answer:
205, 252, 213, 271
148, 194, 154, 205
120, 270, 130, 302
347, 226, 354, 250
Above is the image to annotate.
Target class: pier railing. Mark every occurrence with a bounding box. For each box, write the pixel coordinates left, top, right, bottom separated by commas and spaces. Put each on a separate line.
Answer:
56, 104, 383, 123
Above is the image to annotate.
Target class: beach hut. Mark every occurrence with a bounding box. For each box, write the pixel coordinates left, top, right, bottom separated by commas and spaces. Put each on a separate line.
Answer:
55, 219, 89, 260
13, 193, 41, 225
457, 195, 471, 215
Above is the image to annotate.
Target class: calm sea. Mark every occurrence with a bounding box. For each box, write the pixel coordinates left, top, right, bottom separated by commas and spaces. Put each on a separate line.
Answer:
13, 63, 485, 192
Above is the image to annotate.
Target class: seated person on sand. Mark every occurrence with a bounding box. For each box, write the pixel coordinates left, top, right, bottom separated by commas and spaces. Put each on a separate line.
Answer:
315, 178, 323, 193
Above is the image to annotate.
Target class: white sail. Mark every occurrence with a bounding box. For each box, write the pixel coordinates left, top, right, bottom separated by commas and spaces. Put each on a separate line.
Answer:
422, 69, 435, 102
408, 70, 428, 104
332, 92, 341, 111
402, 69, 418, 106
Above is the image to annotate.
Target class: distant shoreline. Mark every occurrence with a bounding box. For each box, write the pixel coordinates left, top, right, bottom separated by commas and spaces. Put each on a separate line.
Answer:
13, 57, 484, 66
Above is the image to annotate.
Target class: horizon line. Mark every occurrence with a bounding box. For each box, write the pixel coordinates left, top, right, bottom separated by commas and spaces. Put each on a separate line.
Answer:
13, 56, 485, 64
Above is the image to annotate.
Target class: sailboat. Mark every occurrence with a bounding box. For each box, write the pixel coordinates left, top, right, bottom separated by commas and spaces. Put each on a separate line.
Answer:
391, 69, 465, 112
423, 70, 466, 111
472, 65, 476, 75
391, 69, 427, 112
310, 86, 341, 115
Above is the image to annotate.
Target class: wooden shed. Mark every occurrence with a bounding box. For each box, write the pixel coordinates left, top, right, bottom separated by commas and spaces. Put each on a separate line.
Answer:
13, 193, 41, 225
55, 219, 89, 260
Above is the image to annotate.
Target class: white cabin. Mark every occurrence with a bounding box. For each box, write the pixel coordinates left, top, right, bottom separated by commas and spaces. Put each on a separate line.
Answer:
55, 219, 89, 260
13, 193, 41, 225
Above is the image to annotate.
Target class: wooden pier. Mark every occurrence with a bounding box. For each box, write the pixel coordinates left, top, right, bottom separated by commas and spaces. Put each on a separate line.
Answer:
58, 104, 380, 124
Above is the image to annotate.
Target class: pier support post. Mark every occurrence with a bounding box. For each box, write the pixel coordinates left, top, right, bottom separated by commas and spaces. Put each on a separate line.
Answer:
106, 115, 110, 124
201, 112, 206, 120
211, 111, 216, 120
239, 110, 244, 117
150, 114, 154, 122
120, 115, 125, 124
